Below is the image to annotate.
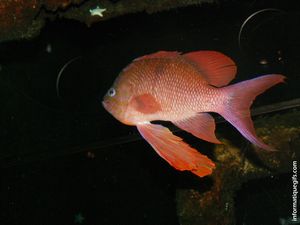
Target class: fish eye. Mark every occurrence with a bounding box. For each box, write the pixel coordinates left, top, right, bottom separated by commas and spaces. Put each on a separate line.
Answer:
107, 87, 116, 97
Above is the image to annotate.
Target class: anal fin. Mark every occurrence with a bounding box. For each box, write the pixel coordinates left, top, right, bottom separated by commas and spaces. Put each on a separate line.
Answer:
137, 123, 215, 177
173, 113, 221, 144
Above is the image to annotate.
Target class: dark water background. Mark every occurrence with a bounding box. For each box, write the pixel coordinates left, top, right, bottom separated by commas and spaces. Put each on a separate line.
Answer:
0, 1, 299, 224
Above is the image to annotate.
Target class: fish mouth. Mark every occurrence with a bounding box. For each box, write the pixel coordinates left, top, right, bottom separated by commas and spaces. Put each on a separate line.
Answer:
102, 99, 118, 117
102, 100, 113, 113
101, 100, 134, 126
102, 100, 108, 110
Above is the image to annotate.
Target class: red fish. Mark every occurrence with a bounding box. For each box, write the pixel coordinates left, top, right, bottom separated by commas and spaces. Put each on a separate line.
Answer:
102, 51, 284, 177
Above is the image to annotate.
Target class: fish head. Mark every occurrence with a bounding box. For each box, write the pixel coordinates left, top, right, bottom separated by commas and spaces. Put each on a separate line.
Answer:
102, 70, 141, 126
103, 59, 163, 126
102, 82, 132, 125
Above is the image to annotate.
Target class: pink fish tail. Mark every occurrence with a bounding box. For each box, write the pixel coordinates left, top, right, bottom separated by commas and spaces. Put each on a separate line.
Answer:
218, 74, 285, 151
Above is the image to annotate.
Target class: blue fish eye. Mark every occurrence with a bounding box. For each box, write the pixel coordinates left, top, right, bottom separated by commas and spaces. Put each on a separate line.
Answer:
108, 87, 116, 97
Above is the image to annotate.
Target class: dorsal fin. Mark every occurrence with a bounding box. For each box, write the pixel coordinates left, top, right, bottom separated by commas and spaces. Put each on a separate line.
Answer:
122, 51, 181, 73
134, 51, 181, 61
183, 51, 237, 87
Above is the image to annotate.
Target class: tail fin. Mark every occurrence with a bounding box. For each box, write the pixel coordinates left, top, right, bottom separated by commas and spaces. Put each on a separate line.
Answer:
219, 74, 285, 151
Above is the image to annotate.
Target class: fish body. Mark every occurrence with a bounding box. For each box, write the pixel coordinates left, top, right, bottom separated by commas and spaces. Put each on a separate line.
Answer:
102, 51, 284, 177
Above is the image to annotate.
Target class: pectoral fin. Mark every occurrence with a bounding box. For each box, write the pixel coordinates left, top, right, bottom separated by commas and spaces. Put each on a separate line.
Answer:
137, 123, 215, 177
129, 93, 162, 114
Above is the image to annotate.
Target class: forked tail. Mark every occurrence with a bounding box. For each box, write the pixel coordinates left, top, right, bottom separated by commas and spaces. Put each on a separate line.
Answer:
219, 74, 285, 150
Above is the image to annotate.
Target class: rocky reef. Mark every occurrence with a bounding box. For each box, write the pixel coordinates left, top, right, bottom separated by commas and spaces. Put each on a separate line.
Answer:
0, 0, 215, 42
176, 108, 300, 225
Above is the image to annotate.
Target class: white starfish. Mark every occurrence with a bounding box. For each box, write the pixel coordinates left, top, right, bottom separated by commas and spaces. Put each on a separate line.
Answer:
89, 6, 106, 17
